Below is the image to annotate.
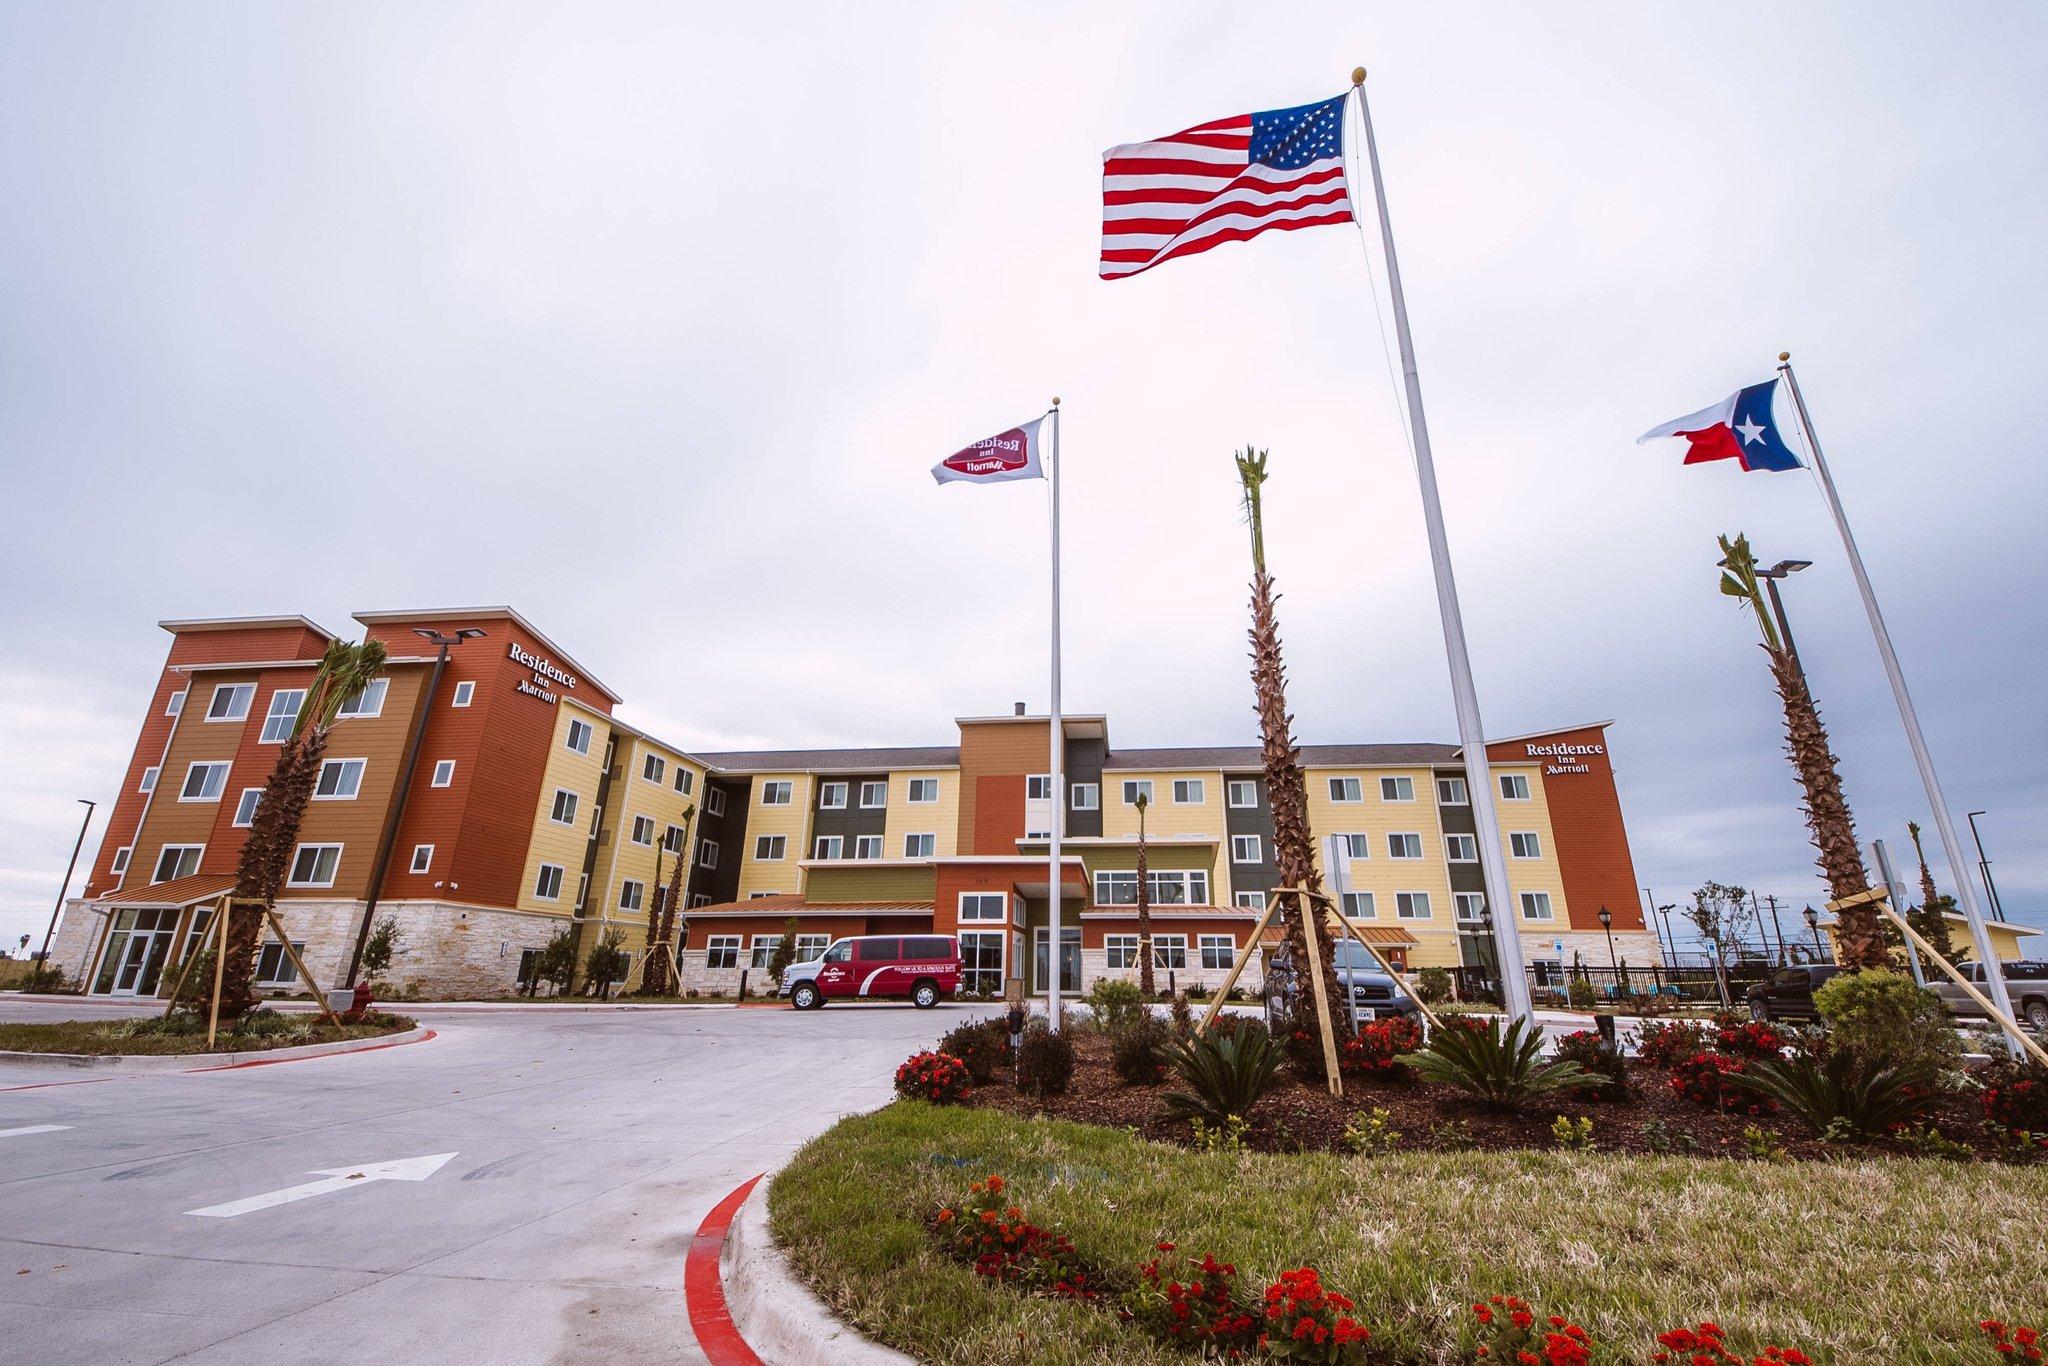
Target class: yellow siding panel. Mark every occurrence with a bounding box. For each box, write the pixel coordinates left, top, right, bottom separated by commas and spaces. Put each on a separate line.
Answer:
1489, 763, 1568, 933
738, 772, 813, 898
881, 766, 961, 861
1305, 765, 1454, 937
516, 708, 613, 916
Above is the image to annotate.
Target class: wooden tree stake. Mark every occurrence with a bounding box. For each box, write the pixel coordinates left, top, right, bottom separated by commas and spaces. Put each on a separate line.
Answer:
260, 904, 342, 1027
1196, 899, 1280, 1036
206, 902, 229, 1049
1293, 884, 1344, 1097
1858, 895, 2048, 1068
163, 894, 228, 1020
1324, 909, 1445, 1031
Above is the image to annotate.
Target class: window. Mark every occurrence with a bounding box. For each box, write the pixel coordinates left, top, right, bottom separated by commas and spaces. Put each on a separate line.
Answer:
431, 760, 455, 787
1070, 782, 1099, 810
819, 781, 848, 809
1231, 834, 1262, 864
533, 863, 565, 900
794, 934, 830, 962
1104, 935, 1139, 970
641, 754, 665, 784
140, 766, 159, 794
1396, 891, 1431, 920
697, 838, 720, 869
451, 680, 475, 708
706, 936, 741, 970
152, 845, 203, 883
663, 824, 687, 854
959, 892, 1008, 923
1200, 935, 1235, 969
903, 832, 936, 857
566, 719, 593, 754
254, 941, 306, 987
1152, 935, 1188, 969
1455, 892, 1486, 923
313, 758, 365, 800
674, 768, 694, 796
1445, 833, 1478, 862
754, 835, 786, 860
334, 679, 388, 718
110, 846, 132, 876
690, 894, 712, 908
705, 787, 726, 816
1226, 779, 1258, 808
1342, 891, 1376, 919
749, 935, 782, 970
859, 780, 886, 808
1121, 779, 1153, 806
761, 780, 793, 806
1500, 773, 1531, 801
1172, 778, 1204, 804
631, 815, 655, 846
1521, 892, 1555, 921
854, 835, 883, 860
1387, 832, 1423, 859
1437, 776, 1468, 804
1336, 833, 1370, 859
550, 789, 578, 825
179, 762, 231, 801
409, 844, 434, 874
813, 835, 844, 859
166, 689, 186, 717
907, 777, 939, 804
1093, 870, 1209, 905
618, 880, 645, 912
959, 931, 1004, 994
259, 689, 304, 743
287, 843, 342, 888
576, 873, 590, 909
1328, 777, 1363, 803
232, 788, 263, 828
206, 683, 255, 721
1234, 890, 1266, 911
1026, 774, 1052, 801
1381, 776, 1415, 802
1510, 831, 1542, 859
747, 890, 780, 899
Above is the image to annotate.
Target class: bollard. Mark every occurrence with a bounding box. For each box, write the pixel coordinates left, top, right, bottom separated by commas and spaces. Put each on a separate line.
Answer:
738, 968, 749, 1003
1594, 1012, 1617, 1050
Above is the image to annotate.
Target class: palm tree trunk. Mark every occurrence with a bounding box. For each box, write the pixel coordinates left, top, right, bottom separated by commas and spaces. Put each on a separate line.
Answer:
1135, 804, 1155, 997
1767, 649, 1883, 968
641, 844, 688, 994
218, 726, 328, 1019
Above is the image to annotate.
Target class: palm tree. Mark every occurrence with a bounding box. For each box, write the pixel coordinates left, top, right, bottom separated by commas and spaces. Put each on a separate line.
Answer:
1134, 791, 1155, 997
1905, 821, 1958, 962
1717, 534, 1884, 969
640, 805, 694, 994
1236, 446, 1342, 1055
214, 638, 390, 1020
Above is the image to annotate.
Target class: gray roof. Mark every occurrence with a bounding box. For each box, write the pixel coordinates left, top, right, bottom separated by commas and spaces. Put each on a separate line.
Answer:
1102, 743, 1461, 771
690, 744, 961, 774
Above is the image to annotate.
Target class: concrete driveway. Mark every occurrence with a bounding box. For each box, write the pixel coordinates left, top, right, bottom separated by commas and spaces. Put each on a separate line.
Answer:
0, 997, 969, 1365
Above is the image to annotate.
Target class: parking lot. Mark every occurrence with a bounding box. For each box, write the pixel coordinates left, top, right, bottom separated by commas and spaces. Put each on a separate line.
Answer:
0, 997, 965, 1365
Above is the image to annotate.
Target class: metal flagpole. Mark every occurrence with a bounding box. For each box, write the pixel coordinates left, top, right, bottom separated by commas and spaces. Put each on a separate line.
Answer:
1350, 69, 1534, 1025
1046, 397, 1065, 1031
1776, 353, 2022, 1056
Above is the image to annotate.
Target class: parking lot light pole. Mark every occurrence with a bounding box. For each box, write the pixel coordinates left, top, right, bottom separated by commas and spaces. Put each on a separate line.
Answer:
1966, 811, 2006, 922
36, 798, 96, 969
1802, 905, 1827, 962
1597, 906, 1624, 994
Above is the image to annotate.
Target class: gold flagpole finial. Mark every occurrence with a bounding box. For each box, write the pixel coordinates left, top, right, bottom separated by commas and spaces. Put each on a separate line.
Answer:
1778, 351, 1791, 363
1051, 396, 1060, 407
1351, 67, 1366, 86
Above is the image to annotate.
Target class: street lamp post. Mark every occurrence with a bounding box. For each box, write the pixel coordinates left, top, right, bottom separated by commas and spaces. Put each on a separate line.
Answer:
1966, 811, 2006, 922
1478, 905, 1502, 1004
35, 799, 97, 972
345, 626, 487, 988
1656, 903, 1679, 965
1597, 905, 1625, 996
1802, 905, 1827, 962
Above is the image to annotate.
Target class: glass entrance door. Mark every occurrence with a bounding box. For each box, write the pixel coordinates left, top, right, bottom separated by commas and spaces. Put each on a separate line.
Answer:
103, 908, 176, 996
1032, 927, 1081, 995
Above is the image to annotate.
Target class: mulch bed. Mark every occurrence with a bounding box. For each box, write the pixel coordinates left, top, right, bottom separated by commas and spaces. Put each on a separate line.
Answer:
960, 1031, 2019, 1163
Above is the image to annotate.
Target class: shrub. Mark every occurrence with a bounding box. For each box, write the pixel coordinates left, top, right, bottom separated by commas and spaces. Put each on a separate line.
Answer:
1550, 1115, 1595, 1151
1636, 1019, 1712, 1069
1161, 1018, 1284, 1128
1732, 1052, 1939, 1139
938, 1017, 1011, 1085
1652, 1322, 1813, 1365
1397, 1017, 1592, 1111
1338, 1014, 1423, 1079
1566, 979, 1596, 1010
1976, 1059, 2048, 1150
1469, 1295, 1592, 1366
1551, 1029, 1627, 1101
894, 1050, 970, 1104
1342, 1107, 1402, 1156
1415, 966, 1452, 1005
1189, 1115, 1250, 1153
1979, 1320, 2044, 1363
1125, 1244, 1259, 1353
932, 1174, 1093, 1294
1258, 1267, 1373, 1362
1711, 1015, 1790, 1061
1015, 1020, 1075, 1098
1813, 969, 1962, 1077
1086, 977, 1146, 1034
1669, 1052, 1769, 1114
1109, 1011, 1171, 1085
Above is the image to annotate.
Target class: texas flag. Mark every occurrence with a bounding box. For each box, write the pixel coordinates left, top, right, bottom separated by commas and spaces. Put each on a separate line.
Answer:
1638, 378, 1804, 472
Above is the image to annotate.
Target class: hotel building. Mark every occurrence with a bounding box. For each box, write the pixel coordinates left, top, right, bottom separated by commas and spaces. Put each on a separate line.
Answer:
53, 607, 1661, 1001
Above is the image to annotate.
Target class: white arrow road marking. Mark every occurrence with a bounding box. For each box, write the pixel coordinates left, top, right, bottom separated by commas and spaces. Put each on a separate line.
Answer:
186, 1151, 458, 1219
0, 1124, 72, 1139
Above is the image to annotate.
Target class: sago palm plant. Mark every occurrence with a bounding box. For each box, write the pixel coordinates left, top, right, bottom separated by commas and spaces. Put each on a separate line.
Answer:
1161, 1018, 1285, 1127
1395, 1017, 1591, 1111
1731, 1051, 1937, 1140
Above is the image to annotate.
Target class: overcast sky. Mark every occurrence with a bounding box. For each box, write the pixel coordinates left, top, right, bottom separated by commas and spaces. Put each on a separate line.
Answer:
4, 3, 2044, 961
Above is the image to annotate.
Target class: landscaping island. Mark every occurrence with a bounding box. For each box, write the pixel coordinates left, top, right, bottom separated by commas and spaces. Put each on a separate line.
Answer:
0, 1010, 418, 1057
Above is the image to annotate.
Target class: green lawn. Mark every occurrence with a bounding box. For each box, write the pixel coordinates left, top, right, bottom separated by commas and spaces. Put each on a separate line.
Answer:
770, 1102, 2046, 1364
0, 1011, 417, 1056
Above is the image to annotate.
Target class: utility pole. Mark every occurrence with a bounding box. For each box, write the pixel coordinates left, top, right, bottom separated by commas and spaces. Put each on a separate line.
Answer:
1762, 895, 1789, 966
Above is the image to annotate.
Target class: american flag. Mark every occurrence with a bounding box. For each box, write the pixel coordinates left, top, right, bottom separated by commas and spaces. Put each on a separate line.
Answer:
1099, 94, 1353, 280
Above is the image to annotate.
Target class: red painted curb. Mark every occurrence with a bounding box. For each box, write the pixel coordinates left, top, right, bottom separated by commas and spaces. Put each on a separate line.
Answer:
182, 1028, 438, 1073
686, 1173, 766, 1366
0, 1076, 121, 1094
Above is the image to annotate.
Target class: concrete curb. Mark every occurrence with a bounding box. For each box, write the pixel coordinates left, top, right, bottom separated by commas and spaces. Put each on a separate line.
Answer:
0, 1025, 434, 1072
721, 1180, 914, 1366
1, 992, 738, 1013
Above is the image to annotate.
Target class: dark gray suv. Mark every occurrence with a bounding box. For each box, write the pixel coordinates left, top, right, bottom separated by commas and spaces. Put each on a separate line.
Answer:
1265, 940, 1418, 1025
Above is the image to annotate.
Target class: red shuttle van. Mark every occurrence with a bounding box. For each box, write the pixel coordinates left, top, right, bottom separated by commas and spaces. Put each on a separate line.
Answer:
782, 934, 961, 1010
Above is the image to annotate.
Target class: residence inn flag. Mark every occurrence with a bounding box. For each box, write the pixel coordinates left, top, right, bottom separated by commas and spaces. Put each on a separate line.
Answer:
1638, 378, 1804, 472
931, 415, 1046, 484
